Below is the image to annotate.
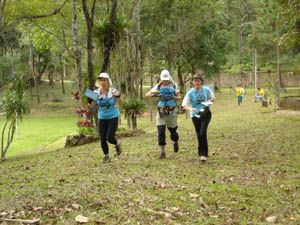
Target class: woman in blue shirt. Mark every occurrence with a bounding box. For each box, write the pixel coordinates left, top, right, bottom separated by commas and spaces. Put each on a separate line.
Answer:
182, 73, 215, 162
95, 73, 123, 163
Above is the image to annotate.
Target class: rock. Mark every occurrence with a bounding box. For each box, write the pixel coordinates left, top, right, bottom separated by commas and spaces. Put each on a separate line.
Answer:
65, 134, 99, 147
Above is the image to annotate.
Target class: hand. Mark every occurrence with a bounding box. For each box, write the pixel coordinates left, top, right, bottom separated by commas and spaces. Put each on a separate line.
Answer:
151, 93, 161, 98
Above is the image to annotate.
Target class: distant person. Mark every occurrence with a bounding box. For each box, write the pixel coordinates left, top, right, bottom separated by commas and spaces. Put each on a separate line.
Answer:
234, 84, 244, 106
182, 73, 215, 162
255, 87, 265, 102
93, 72, 123, 163
145, 69, 181, 159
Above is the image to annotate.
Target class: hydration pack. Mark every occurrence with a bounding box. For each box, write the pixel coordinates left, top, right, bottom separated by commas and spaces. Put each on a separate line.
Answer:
157, 85, 177, 108
97, 97, 116, 109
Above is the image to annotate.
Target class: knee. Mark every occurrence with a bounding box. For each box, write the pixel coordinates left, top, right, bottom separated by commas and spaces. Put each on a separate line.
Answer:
198, 131, 206, 139
168, 127, 179, 141
106, 136, 115, 144
157, 125, 166, 136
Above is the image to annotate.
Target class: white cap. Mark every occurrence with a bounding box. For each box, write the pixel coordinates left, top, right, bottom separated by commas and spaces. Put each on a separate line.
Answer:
160, 69, 170, 81
95, 72, 112, 87
98, 72, 109, 79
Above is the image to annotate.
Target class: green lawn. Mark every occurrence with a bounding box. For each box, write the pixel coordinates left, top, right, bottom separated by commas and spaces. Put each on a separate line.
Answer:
0, 115, 77, 157
0, 90, 299, 224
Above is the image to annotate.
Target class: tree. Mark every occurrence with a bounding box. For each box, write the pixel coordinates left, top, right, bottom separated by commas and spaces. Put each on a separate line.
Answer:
72, 0, 84, 92
82, 0, 97, 90
101, 0, 118, 72
1, 74, 29, 160
0, 0, 7, 55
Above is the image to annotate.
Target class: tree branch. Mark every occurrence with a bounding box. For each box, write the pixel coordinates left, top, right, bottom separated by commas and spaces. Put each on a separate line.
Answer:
20, 0, 70, 20
29, 21, 77, 58
0, 218, 40, 224
91, 0, 97, 24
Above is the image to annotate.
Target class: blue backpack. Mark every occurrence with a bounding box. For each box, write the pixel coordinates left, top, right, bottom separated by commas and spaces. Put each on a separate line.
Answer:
157, 84, 177, 108
97, 97, 116, 109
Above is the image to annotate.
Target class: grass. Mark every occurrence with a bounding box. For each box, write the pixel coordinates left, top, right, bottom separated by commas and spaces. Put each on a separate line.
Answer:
0, 85, 300, 224
0, 115, 77, 157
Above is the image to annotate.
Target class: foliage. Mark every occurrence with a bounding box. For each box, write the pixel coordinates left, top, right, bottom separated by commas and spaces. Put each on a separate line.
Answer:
94, 15, 129, 48
75, 105, 94, 135
0, 56, 10, 86
122, 98, 145, 118
0, 25, 21, 50
77, 126, 96, 136
122, 98, 145, 130
2, 75, 30, 121
1, 74, 30, 159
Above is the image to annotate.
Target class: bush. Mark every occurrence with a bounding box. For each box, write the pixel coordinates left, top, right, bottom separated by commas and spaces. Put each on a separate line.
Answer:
122, 99, 145, 130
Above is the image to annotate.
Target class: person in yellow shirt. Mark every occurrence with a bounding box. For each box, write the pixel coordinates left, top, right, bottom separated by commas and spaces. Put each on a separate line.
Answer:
255, 87, 265, 102
234, 84, 245, 106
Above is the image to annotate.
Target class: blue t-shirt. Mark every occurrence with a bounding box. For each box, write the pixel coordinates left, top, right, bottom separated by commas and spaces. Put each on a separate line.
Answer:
95, 88, 120, 120
182, 86, 215, 117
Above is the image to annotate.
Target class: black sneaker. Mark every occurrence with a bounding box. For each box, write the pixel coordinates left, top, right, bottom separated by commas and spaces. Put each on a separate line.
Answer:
103, 155, 111, 163
159, 152, 166, 159
115, 142, 122, 156
173, 142, 179, 153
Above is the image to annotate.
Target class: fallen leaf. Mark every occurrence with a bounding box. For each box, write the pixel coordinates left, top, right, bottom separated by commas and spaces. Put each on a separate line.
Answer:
95, 219, 106, 224
199, 197, 209, 209
33, 207, 43, 211
189, 193, 199, 199
266, 215, 277, 223
160, 183, 166, 189
72, 204, 82, 210
75, 215, 89, 223
0, 212, 8, 216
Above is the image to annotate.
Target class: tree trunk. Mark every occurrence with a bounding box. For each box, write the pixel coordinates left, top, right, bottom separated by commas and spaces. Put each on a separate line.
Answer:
132, 113, 137, 130
59, 54, 66, 94
127, 116, 131, 129
1, 120, 8, 159
177, 65, 184, 94
82, 0, 96, 90
276, 45, 283, 88
139, 78, 143, 100
253, 48, 257, 99
72, 0, 83, 92
150, 70, 153, 122
1, 119, 16, 160
36, 54, 48, 83
238, 0, 244, 86
34, 67, 41, 104
29, 43, 41, 104
0, 0, 6, 33
3, 120, 16, 157
0, 0, 7, 55
48, 67, 55, 87
125, 33, 134, 98
135, 0, 142, 100
27, 48, 34, 99
101, 0, 118, 72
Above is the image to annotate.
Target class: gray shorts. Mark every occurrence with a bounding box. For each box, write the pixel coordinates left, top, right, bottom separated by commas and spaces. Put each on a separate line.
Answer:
156, 109, 178, 128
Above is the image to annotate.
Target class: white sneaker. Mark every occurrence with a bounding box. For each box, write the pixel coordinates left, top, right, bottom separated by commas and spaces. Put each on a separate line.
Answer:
200, 156, 207, 162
